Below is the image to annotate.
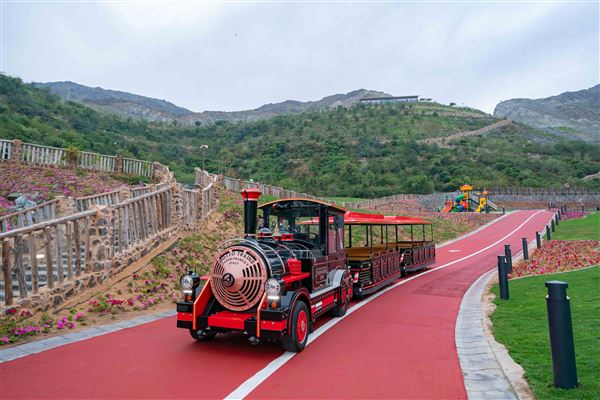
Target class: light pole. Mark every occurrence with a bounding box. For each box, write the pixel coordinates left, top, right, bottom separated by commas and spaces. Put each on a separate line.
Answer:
200, 145, 208, 172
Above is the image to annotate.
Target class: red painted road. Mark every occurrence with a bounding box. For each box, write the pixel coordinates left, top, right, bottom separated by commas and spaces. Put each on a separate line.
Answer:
1, 210, 554, 400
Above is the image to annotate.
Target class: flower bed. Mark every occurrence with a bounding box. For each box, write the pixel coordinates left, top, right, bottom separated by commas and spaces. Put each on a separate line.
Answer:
511, 240, 600, 278
1, 307, 87, 345
0, 164, 133, 216
560, 211, 588, 220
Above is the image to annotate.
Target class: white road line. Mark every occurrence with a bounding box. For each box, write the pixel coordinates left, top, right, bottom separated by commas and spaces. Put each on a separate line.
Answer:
224, 210, 546, 400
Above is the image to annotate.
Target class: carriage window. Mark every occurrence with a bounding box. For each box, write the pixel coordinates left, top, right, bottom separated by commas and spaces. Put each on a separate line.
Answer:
328, 214, 343, 254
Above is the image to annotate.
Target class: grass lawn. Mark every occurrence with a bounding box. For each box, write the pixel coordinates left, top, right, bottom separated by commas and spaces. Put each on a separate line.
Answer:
491, 267, 600, 399
553, 212, 600, 240
323, 196, 367, 204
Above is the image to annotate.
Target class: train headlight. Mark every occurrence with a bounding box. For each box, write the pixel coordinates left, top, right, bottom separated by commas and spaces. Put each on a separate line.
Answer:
180, 275, 195, 291
265, 278, 281, 296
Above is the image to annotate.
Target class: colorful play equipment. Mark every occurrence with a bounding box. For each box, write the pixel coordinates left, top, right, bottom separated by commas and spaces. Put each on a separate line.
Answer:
443, 185, 494, 213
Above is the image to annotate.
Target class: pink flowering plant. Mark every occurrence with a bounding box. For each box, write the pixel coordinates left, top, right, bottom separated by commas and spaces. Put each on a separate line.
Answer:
0, 307, 81, 346
560, 211, 589, 220
0, 164, 133, 217
511, 240, 600, 278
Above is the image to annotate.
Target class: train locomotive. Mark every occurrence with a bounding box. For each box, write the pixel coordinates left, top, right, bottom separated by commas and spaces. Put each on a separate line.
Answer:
176, 189, 435, 352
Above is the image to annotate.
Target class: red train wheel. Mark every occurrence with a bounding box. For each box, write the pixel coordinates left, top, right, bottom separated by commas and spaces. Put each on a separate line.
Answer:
282, 301, 309, 352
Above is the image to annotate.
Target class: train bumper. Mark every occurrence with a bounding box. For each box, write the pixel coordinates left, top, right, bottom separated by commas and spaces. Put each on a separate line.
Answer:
176, 302, 288, 338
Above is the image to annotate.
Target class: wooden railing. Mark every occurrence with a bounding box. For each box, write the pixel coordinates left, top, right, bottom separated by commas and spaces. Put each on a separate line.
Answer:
122, 158, 153, 177
183, 188, 199, 225
0, 139, 13, 160
75, 190, 120, 212
131, 186, 153, 198
112, 186, 174, 255
20, 142, 66, 167
77, 151, 115, 173
0, 139, 154, 177
0, 199, 59, 234
0, 210, 95, 305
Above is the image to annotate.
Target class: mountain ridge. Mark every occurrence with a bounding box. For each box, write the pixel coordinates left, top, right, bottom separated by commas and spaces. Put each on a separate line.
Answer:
493, 84, 599, 142
35, 81, 392, 125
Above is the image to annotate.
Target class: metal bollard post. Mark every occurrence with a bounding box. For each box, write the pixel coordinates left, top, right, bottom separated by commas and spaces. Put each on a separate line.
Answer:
581, 204, 584, 212
555, 214, 559, 226
545, 281, 578, 389
502, 207, 505, 215
546, 225, 552, 240
522, 237, 529, 260
504, 244, 512, 273
551, 219, 555, 232
557, 209, 561, 220
536, 231, 542, 249
497, 256, 509, 300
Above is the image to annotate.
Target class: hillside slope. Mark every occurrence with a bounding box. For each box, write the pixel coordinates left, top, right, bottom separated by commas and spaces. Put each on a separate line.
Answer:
36, 80, 392, 125
34, 81, 193, 123
494, 85, 599, 142
2, 74, 599, 196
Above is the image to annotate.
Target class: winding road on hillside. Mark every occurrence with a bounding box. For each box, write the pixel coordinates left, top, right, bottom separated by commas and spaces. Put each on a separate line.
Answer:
1, 210, 554, 400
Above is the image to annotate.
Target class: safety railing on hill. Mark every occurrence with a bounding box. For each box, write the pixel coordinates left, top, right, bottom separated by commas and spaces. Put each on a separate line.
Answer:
75, 190, 120, 212
20, 142, 66, 167
0, 139, 154, 177
0, 210, 95, 305
183, 188, 199, 225
112, 186, 174, 255
122, 158, 153, 177
0, 139, 13, 160
77, 151, 115, 173
0, 199, 59, 234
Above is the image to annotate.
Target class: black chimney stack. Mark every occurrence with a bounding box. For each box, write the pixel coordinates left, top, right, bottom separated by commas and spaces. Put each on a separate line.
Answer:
241, 188, 262, 238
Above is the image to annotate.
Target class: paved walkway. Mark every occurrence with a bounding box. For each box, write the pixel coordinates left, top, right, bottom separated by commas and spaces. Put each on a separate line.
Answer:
0, 210, 554, 399
456, 269, 517, 399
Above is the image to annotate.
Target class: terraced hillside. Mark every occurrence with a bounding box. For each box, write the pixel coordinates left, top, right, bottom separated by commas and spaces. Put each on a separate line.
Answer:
2, 74, 599, 197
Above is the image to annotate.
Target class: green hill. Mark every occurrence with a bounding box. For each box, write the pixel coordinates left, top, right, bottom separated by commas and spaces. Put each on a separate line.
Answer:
1, 74, 599, 197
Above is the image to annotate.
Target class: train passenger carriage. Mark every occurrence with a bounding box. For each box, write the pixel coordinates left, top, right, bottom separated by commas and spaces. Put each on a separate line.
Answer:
343, 212, 435, 297
175, 190, 436, 352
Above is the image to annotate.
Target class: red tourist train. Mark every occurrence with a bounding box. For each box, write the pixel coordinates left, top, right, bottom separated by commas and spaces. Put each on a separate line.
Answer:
176, 189, 435, 352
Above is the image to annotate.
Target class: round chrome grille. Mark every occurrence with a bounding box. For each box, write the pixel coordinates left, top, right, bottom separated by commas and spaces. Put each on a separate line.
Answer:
210, 246, 267, 312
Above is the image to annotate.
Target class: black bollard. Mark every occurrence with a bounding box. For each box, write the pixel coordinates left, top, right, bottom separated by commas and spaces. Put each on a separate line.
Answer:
546, 225, 552, 240
545, 281, 578, 389
502, 206, 505, 215
581, 204, 584, 212
558, 209, 561, 220
522, 237, 529, 260
536, 231, 542, 249
551, 219, 555, 232
497, 256, 509, 300
504, 244, 513, 273
555, 214, 559, 226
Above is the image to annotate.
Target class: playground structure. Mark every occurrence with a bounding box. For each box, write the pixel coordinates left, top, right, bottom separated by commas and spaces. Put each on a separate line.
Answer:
443, 184, 494, 213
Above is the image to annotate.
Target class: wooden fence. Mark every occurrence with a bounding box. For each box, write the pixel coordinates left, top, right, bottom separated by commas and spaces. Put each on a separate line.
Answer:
77, 151, 115, 173
75, 190, 120, 212
20, 142, 66, 167
122, 158, 153, 177
1, 139, 13, 160
0, 200, 59, 234
0, 210, 94, 305
183, 188, 199, 225
112, 186, 174, 255
0, 139, 154, 177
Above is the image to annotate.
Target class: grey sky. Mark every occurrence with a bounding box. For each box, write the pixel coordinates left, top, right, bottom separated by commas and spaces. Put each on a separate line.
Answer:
2, 1, 598, 113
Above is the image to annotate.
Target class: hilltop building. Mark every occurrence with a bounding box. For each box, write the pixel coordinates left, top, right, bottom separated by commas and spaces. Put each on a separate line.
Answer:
359, 95, 419, 105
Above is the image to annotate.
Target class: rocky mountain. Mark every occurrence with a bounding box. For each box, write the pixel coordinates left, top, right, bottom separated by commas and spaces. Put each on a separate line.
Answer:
34, 81, 193, 123
35, 81, 391, 126
494, 85, 599, 142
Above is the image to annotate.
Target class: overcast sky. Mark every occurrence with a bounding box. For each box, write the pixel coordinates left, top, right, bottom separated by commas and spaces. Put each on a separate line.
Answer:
2, 1, 598, 113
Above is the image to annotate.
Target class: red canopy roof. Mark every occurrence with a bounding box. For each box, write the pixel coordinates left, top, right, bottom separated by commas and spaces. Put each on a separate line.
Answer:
300, 211, 431, 225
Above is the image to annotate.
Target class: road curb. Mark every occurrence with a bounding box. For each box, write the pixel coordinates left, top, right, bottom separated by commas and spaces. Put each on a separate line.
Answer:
0, 310, 176, 363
